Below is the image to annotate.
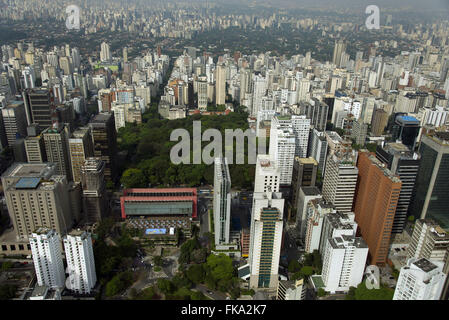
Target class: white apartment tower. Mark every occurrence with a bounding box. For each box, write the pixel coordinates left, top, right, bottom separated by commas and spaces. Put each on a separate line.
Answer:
63, 230, 97, 294
100, 42, 111, 62
269, 125, 296, 185
254, 154, 280, 193
215, 64, 226, 106
322, 153, 359, 213
249, 191, 285, 289
29, 228, 65, 289
394, 258, 446, 300
213, 157, 232, 247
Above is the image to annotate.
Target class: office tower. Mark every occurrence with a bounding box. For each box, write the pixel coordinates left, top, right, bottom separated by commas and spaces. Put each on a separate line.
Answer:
371, 107, 389, 136
1, 163, 73, 240
69, 128, 94, 183
197, 75, 208, 110
43, 123, 71, 179
291, 157, 318, 222
80, 158, 107, 223
407, 219, 449, 263
249, 191, 285, 289
291, 115, 311, 158
376, 143, 420, 233
22, 66, 35, 89
269, 124, 296, 185
59, 56, 72, 75
351, 119, 368, 146
296, 78, 310, 103
308, 129, 328, 176
304, 98, 329, 131
24, 124, 47, 163
63, 230, 97, 294
100, 42, 111, 62
254, 154, 280, 193
322, 152, 358, 213
393, 258, 446, 300
215, 64, 226, 106
88, 113, 117, 182
304, 199, 336, 253
392, 115, 420, 150
1, 101, 27, 146
29, 228, 65, 289
354, 152, 402, 265
321, 234, 368, 294
23, 88, 57, 128
71, 48, 81, 70
332, 40, 346, 68
276, 279, 305, 300
251, 75, 266, 116
410, 131, 449, 229
239, 68, 252, 105
122, 47, 128, 63
213, 157, 232, 248
294, 186, 322, 237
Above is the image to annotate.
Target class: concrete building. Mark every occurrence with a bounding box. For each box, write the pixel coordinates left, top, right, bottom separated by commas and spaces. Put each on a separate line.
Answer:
410, 130, 449, 229
63, 230, 97, 294
213, 157, 232, 248
24, 124, 47, 163
29, 227, 65, 289
80, 158, 107, 224
351, 119, 368, 146
254, 154, 280, 193
354, 151, 402, 265
295, 186, 322, 239
308, 129, 328, 176
321, 235, 368, 294
304, 199, 336, 253
371, 107, 389, 136
269, 124, 296, 185
393, 258, 446, 300
1, 101, 27, 146
407, 219, 449, 263
322, 152, 359, 213
248, 191, 284, 289
215, 64, 226, 106
276, 279, 305, 300
291, 157, 318, 223
376, 143, 420, 233
43, 123, 71, 179
68, 127, 94, 183
319, 211, 358, 256
1, 163, 74, 240
23, 88, 57, 129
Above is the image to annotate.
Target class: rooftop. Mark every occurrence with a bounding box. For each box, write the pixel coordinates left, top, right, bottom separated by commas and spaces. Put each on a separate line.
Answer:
413, 258, 438, 273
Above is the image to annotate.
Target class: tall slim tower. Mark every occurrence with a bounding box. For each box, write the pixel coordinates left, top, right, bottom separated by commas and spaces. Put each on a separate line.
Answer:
215, 64, 226, 106
29, 227, 65, 289
353, 151, 402, 265
80, 158, 107, 223
249, 191, 285, 289
63, 230, 97, 294
43, 123, 72, 179
213, 157, 232, 247
332, 40, 346, 68
100, 42, 111, 62
69, 127, 94, 183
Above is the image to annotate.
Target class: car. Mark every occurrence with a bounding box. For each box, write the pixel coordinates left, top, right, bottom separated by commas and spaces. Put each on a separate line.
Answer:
207, 291, 213, 294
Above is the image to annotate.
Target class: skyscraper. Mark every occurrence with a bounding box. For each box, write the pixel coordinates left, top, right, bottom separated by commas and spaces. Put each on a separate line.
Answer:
88, 113, 117, 182
393, 258, 446, 300
100, 42, 111, 62
308, 129, 328, 176
215, 64, 226, 106
80, 158, 108, 223
322, 152, 359, 213
254, 154, 280, 193
24, 124, 47, 163
269, 123, 296, 185
353, 151, 402, 265
1, 163, 74, 240
63, 230, 97, 294
29, 227, 65, 289
332, 40, 346, 68
69, 127, 94, 183
410, 130, 449, 229
392, 115, 420, 151
249, 191, 284, 289
1, 101, 27, 146
213, 157, 232, 248
376, 143, 420, 233
407, 219, 449, 263
43, 123, 71, 179
23, 88, 57, 129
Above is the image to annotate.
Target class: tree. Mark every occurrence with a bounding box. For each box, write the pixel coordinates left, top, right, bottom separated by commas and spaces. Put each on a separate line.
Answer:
206, 254, 234, 282
153, 256, 163, 267
351, 283, 394, 300
317, 288, 326, 297
186, 264, 205, 284
157, 279, 175, 295
120, 168, 147, 188
299, 266, 314, 277
288, 260, 302, 273
0, 284, 17, 300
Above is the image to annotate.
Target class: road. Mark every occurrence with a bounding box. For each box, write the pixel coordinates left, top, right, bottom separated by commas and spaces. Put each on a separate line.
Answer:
195, 284, 228, 300
198, 195, 212, 236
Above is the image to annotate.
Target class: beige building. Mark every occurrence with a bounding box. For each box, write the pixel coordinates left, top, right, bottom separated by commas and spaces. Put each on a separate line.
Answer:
1, 163, 74, 241
69, 127, 94, 183
43, 124, 71, 179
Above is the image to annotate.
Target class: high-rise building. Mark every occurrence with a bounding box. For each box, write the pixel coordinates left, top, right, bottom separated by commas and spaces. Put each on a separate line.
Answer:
88, 113, 117, 182
376, 143, 420, 233
291, 157, 318, 223
254, 154, 280, 193
332, 40, 346, 68
393, 258, 446, 300
353, 151, 402, 265
249, 191, 284, 289
304, 199, 336, 253
407, 219, 449, 263
294, 186, 322, 238
69, 127, 94, 183
80, 158, 107, 224
351, 119, 368, 146
215, 64, 226, 106
100, 42, 111, 62
322, 152, 359, 213
63, 230, 97, 294
269, 124, 296, 186
24, 124, 47, 163
29, 227, 65, 289
371, 107, 389, 136
392, 115, 420, 151
321, 234, 368, 294
1, 163, 74, 240
1, 101, 27, 146
308, 129, 328, 176
213, 157, 232, 247
43, 123, 71, 179
23, 88, 57, 129
197, 75, 208, 110
276, 279, 305, 300
319, 211, 358, 256
410, 131, 449, 229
